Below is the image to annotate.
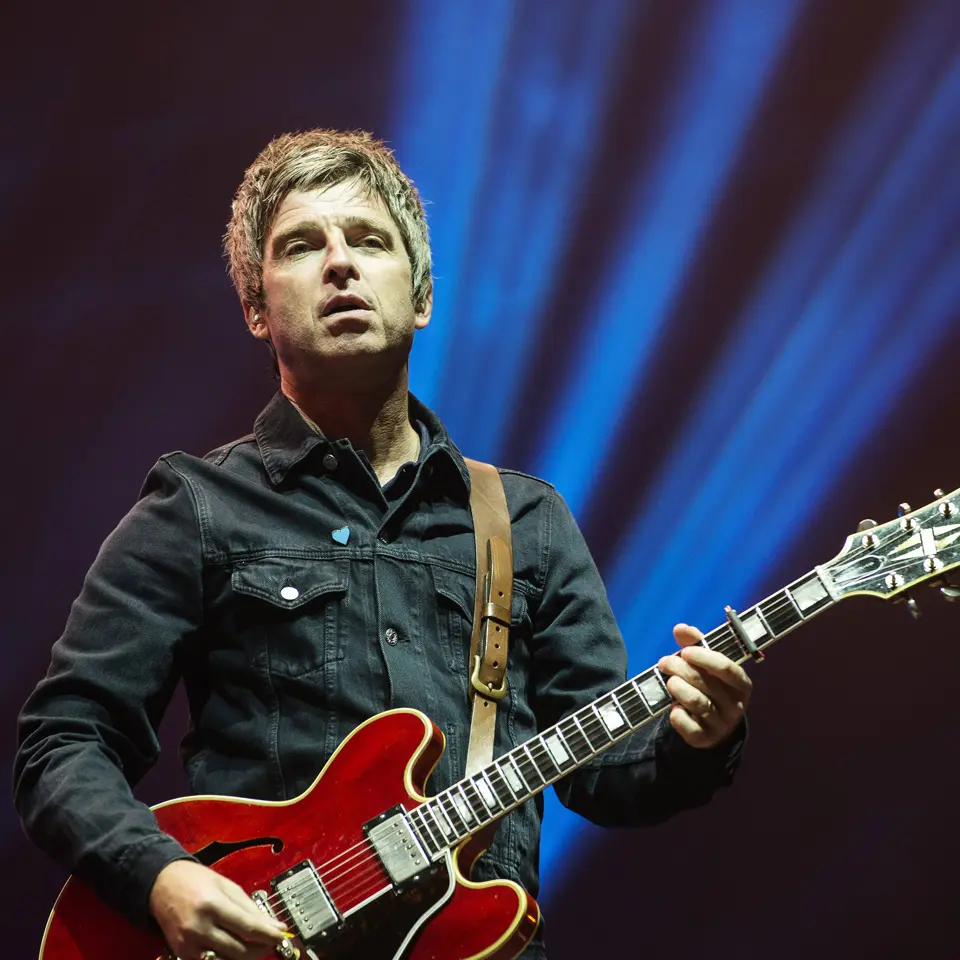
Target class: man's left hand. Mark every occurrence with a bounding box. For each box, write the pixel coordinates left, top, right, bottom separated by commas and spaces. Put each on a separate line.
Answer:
657, 623, 753, 749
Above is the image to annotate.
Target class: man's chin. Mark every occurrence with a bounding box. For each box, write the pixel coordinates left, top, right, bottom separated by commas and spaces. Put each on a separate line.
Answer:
288, 340, 411, 385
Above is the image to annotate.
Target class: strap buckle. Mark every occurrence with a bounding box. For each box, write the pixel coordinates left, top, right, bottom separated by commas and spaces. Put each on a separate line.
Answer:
471, 653, 509, 700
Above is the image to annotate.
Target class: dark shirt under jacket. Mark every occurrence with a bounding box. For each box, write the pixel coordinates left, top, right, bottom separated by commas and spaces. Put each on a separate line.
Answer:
15, 392, 744, 959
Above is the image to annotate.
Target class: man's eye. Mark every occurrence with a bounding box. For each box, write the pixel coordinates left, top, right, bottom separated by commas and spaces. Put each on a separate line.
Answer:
285, 242, 311, 255
360, 236, 386, 249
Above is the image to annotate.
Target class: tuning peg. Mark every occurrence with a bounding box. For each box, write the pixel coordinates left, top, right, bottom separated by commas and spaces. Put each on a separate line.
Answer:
934, 488, 945, 498
942, 585, 960, 602
857, 518, 878, 532
898, 503, 912, 517
898, 593, 922, 618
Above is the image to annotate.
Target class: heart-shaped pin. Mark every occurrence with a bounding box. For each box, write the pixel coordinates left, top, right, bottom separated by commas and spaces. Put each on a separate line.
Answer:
331, 526, 350, 545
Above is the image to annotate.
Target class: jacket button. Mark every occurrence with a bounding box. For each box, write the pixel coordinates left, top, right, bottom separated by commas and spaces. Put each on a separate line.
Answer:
280, 585, 299, 601
385, 628, 399, 646
322, 453, 338, 471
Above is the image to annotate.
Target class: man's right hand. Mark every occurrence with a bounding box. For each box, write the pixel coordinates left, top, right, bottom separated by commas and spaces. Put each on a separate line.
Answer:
148, 859, 289, 960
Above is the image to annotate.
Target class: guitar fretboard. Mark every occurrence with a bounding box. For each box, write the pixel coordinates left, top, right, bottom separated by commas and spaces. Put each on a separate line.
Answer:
406, 567, 835, 856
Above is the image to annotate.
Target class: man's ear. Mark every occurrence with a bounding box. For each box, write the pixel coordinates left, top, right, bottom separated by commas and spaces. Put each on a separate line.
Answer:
244, 304, 271, 341
414, 288, 433, 331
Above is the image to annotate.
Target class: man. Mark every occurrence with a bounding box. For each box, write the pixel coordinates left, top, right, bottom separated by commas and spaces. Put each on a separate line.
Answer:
15, 129, 752, 960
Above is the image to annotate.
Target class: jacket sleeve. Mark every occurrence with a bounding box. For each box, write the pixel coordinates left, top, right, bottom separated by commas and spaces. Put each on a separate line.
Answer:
530, 488, 746, 827
13, 456, 203, 927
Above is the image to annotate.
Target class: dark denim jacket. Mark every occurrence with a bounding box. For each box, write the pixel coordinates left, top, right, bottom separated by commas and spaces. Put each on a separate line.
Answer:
15, 392, 743, 959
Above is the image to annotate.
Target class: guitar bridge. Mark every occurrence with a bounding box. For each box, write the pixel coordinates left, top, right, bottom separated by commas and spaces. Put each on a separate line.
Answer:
272, 860, 340, 943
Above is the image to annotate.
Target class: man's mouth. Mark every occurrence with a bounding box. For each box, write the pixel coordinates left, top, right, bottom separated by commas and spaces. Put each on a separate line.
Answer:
322, 294, 371, 316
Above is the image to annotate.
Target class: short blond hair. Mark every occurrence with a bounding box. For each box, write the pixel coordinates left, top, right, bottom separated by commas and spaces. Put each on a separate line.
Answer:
224, 129, 432, 313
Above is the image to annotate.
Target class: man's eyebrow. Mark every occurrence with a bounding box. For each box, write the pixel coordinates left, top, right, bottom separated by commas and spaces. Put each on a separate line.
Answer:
269, 216, 394, 253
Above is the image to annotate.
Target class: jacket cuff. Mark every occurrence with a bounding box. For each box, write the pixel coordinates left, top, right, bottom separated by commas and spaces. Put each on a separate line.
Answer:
655, 714, 748, 786
112, 833, 199, 930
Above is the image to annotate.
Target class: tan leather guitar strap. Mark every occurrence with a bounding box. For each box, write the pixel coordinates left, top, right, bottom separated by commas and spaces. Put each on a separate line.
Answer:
463, 458, 513, 779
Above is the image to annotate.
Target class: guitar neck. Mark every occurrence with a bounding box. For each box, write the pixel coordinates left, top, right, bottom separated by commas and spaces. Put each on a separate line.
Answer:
407, 566, 837, 855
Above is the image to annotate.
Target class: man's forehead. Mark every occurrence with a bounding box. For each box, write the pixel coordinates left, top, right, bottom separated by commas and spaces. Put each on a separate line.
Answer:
270, 181, 394, 234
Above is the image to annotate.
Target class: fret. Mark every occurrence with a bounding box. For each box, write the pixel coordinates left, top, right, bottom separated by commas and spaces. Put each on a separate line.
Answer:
514, 748, 543, 789
543, 730, 575, 771
442, 790, 470, 831
559, 715, 593, 761
618, 685, 649, 726
597, 693, 627, 740
760, 592, 802, 636
425, 809, 446, 853
500, 755, 527, 795
740, 610, 769, 643
431, 800, 455, 840
420, 801, 447, 851
409, 808, 438, 855
455, 785, 480, 824
438, 791, 467, 835
636, 669, 671, 713
754, 610, 773, 642
528, 740, 561, 780
522, 743, 551, 783
589, 703, 616, 741
785, 589, 803, 618
461, 781, 488, 821
581, 706, 612, 749
487, 765, 516, 805
473, 773, 500, 812
789, 572, 832, 616
708, 625, 739, 661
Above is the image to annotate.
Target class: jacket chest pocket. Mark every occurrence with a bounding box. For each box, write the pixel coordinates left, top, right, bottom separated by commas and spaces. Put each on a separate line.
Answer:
231, 557, 349, 678
431, 566, 529, 676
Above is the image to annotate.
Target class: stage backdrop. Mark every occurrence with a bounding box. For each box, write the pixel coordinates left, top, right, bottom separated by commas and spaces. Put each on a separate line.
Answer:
3, 1, 958, 956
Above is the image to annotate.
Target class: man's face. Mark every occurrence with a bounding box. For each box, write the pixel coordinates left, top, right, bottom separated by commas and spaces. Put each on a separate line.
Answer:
246, 179, 430, 387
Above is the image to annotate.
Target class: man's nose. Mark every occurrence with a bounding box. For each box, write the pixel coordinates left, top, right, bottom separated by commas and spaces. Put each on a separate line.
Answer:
322, 232, 360, 286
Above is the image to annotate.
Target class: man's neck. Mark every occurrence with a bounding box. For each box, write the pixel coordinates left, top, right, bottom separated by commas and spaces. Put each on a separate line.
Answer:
281, 370, 421, 486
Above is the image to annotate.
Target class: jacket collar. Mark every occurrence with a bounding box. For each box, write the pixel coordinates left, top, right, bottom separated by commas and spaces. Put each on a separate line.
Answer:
254, 391, 471, 497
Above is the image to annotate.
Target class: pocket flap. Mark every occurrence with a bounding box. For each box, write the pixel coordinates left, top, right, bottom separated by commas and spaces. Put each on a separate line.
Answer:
231, 557, 348, 610
432, 566, 527, 624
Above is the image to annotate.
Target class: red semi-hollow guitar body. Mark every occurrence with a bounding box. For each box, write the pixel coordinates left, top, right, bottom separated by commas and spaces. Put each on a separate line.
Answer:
39, 709, 540, 960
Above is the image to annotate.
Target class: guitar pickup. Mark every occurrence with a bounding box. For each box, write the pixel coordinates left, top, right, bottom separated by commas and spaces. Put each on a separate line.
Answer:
272, 860, 340, 942
364, 805, 431, 887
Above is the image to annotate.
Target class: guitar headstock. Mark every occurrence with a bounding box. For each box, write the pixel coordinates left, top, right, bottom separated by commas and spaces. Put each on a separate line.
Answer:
824, 488, 960, 602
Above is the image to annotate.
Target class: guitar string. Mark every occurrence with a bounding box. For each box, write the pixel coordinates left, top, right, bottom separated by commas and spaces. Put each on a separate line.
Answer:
267, 556, 960, 915
251, 585, 832, 915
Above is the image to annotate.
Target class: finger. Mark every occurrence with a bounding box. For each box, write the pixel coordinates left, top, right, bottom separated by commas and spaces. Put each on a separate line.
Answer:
663, 644, 751, 701
672, 623, 704, 648
678, 645, 753, 701
211, 889, 289, 946
660, 656, 744, 714
667, 704, 714, 748
220, 877, 288, 931
663, 674, 716, 721
658, 653, 726, 702
200, 925, 255, 960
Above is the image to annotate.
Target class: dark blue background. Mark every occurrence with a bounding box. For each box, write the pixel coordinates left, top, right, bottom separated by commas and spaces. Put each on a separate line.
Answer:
3, 1, 958, 956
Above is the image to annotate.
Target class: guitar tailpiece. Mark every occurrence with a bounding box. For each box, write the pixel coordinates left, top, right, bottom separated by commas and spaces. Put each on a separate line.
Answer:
724, 605, 765, 662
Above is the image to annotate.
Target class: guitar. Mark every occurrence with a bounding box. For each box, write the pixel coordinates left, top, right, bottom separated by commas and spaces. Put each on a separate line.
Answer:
39, 488, 960, 960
